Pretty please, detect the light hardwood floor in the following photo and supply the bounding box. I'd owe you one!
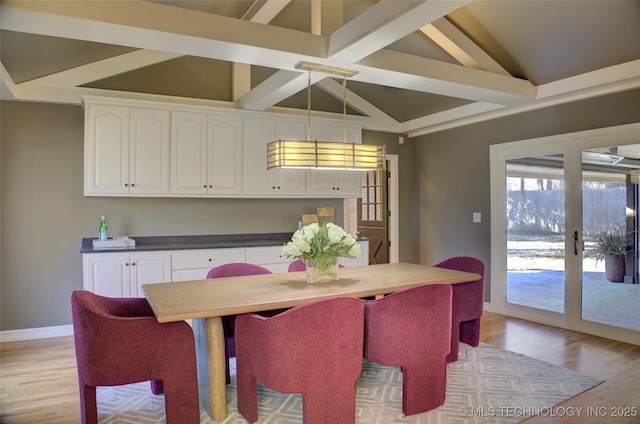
[1,312,639,424]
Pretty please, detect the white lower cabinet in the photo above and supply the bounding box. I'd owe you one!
[82,251,171,297]
[82,242,370,295]
[171,248,246,282]
[246,246,294,273]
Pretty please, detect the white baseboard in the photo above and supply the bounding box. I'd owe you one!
[0,324,74,342]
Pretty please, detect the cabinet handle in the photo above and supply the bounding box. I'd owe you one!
[208,258,212,262]
[125,262,129,266]
[336,187,340,190]
[131,262,136,266]
[209,185,213,188]
[124,183,129,187]
[203,185,207,188]
[131,183,135,187]
[277,186,281,189]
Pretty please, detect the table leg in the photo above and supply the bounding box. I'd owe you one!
[194,316,227,420]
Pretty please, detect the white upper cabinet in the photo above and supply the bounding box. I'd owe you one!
[85,104,170,196]
[208,114,243,195]
[244,117,306,196]
[171,111,243,196]
[85,104,130,195]
[130,108,171,194]
[171,111,208,195]
[83,96,363,198]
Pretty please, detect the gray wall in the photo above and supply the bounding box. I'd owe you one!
[3,89,639,331]
[412,88,640,301]
[0,100,414,331]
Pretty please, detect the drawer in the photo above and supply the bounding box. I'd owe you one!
[171,248,246,270]
[246,245,289,265]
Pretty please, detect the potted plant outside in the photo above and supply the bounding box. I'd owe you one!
[588,227,627,282]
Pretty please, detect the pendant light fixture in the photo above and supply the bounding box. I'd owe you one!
[267,61,385,171]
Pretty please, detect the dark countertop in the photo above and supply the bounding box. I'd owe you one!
[81,233,295,253]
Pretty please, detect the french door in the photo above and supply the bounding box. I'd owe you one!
[490,123,640,345]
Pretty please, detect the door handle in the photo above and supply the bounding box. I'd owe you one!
[573,230,579,255]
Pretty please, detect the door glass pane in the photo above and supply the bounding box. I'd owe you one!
[506,156,565,313]
[581,147,640,331]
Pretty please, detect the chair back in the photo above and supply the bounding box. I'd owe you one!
[287,259,306,272]
[364,283,452,364]
[433,256,485,320]
[236,296,364,423]
[206,262,271,279]
[363,283,452,415]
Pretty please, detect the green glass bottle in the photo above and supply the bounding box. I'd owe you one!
[99,216,108,241]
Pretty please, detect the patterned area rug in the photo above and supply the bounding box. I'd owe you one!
[96,343,603,423]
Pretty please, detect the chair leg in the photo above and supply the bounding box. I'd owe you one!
[150,380,164,395]
[79,383,98,424]
[236,370,259,423]
[401,363,447,416]
[460,318,481,347]
[163,377,201,424]
[301,382,357,424]
[447,320,462,362]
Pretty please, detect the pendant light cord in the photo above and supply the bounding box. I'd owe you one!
[307,71,311,142]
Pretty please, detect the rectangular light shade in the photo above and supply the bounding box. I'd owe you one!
[267,140,385,171]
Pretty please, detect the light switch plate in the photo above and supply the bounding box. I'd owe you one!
[473,212,481,223]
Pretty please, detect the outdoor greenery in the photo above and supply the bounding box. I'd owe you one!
[587,226,627,262]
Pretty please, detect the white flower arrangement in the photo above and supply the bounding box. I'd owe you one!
[282,222,361,261]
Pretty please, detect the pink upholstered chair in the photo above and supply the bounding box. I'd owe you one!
[235,297,365,424]
[434,256,485,362]
[363,283,452,416]
[206,262,273,383]
[71,290,199,424]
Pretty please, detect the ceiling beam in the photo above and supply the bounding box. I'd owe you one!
[357,49,536,104]
[420,18,511,75]
[316,78,401,132]
[18,50,181,88]
[328,0,470,64]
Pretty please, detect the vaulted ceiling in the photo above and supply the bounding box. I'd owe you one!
[2,0,639,137]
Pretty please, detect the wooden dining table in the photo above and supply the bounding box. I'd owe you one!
[142,262,481,420]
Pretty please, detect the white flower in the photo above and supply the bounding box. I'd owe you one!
[281,222,360,260]
[326,223,346,244]
[347,241,361,257]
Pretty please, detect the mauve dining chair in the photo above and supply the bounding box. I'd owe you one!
[363,283,453,416]
[433,256,485,362]
[235,297,365,424]
[206,262,273,383]
[71,290,200,424]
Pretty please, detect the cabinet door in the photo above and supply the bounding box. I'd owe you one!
[130,252,171,297]
[130,108,171,195]
[83,253,131,297]
[208,114,243,194]
[85,105,130,195]
[243,117,276,195]
[273,120,307,195]
[171,111,208,194]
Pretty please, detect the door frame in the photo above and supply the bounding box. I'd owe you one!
[489,123,640,345]
[343,154,398,263]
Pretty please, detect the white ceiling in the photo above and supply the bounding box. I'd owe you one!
[1,0,639,137]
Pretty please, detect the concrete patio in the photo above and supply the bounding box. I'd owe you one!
[507,269,640,331]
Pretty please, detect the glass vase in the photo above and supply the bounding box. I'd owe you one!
[305,256,339,284]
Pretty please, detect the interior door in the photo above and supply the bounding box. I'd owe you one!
[357,163,389,264]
